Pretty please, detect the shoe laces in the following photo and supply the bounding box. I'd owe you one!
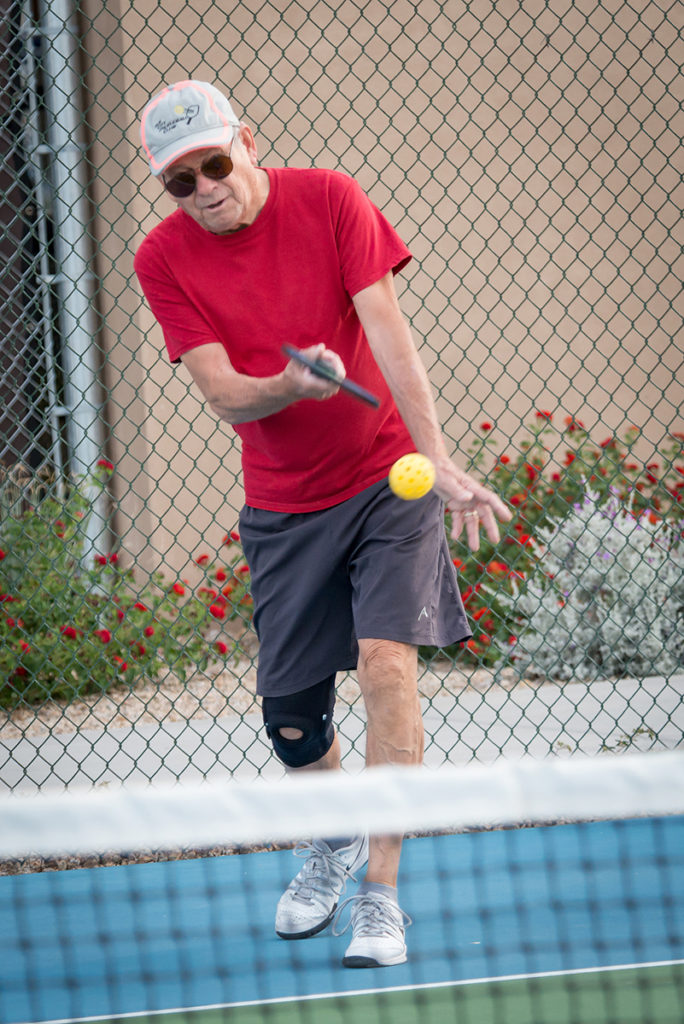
[332,891,412,939]
[288,840,360,905]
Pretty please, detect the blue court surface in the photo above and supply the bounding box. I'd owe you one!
[2,816,683,1024]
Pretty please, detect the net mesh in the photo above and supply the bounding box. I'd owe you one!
[2,751,683,1024]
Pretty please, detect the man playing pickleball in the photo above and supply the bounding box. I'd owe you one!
[135,80,510,968]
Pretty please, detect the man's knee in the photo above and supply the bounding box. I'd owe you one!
[262,676,336,768]
[358,639,417,692]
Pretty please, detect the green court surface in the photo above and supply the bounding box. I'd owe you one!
[91,963,684,1024]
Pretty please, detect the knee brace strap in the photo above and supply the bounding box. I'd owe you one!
[263,676,336,768]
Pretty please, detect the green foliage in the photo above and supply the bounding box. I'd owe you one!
[0,468,251,710]
[3,415,682,706]
[435,414,684,667]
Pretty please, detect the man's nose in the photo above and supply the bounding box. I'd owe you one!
[194,172,220,195]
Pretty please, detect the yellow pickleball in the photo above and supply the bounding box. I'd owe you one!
[388,453,435,500]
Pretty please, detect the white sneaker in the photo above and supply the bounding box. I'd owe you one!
[275,835,369,940]
[335,890,411,967]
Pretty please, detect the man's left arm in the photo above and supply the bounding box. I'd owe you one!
[352,272,511,550]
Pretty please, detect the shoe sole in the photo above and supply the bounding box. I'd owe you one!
[276,906,337,940]
[342,951,407,968]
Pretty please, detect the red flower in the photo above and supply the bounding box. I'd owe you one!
[172,582,185,596]
[499,454,510,464]
[510,493,526,506]
[564,416,584,433]
[552,472,561,482]
[209,603,226,619]
[487,560,507,575]
[116,608,125,621]
[215,569,228,582]
[564,452,576,465]
[94,629,111,644]
[224,530,240,545]
[480,421,493,431]
[195,553,210,565]
[95,553,118,566]
[60,626,80,640]
[97,459,114,471]
[133,602,147,612]
[113,655,128,671]
[144,625,155,637]
[20,640,30,652]
[237,565,250,575]
[215,640,229,655]
[0,550,6,561]
[535,410,553,420]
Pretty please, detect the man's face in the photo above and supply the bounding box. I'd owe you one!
[162,126,267,234]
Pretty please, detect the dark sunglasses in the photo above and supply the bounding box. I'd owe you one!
[163,151,235,199]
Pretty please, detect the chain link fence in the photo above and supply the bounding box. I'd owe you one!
[1,0,682,792]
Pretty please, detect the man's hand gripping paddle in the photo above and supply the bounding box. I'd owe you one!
[282,345,380,408]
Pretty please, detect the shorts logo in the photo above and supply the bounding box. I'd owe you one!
[418,606,429,621]
[154,104,200,135]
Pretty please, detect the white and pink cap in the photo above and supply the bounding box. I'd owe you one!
[140,80,240,176]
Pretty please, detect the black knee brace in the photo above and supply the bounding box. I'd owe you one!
[263,676,336,768]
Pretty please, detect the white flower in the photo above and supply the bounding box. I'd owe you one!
[499,488,684,680]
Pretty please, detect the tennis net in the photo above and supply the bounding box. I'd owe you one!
[1,750,683,1024]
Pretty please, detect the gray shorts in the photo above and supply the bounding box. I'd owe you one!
[238,478,470,697]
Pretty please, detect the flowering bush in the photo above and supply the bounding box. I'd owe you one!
[497,488,684,680]
[0,468,251,710]
[441,414,683,666]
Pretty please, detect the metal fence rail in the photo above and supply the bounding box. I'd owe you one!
[1,0,682,792]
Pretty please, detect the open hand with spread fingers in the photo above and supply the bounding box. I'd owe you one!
[433,460,512,551]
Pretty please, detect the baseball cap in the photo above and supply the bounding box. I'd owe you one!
[140,80,240,176]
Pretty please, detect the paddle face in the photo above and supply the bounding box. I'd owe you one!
[282,345,381,408]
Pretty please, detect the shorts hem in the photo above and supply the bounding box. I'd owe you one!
[355,629,473,648]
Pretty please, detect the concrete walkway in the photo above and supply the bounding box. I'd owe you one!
[2,674,682,793]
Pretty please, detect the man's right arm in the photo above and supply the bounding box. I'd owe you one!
[180,342,345,424]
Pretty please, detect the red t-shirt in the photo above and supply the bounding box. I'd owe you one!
[134,167,415,512]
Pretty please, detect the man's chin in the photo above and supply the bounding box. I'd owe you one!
[200,204,244,235]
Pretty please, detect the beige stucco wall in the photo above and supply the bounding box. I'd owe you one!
[81,0,683,575]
